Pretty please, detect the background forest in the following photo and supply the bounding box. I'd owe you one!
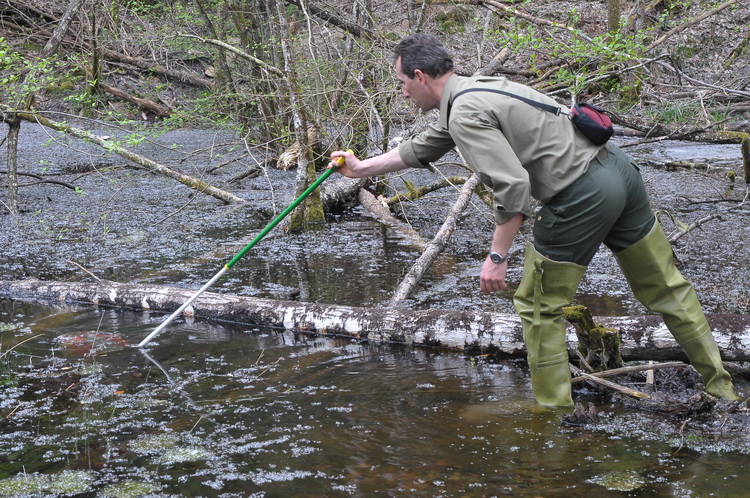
[0,0,749,294]
[2,1,749,210]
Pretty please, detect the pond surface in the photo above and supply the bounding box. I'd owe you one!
[1,124,749,495]
[1,305,749,497]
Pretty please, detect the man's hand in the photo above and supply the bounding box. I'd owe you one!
[329,149,359,178]
[329,147,408,179]
[480,257,508,294]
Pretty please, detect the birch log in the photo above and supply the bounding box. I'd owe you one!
[2,278,750,361]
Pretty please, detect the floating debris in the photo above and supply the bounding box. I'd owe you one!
[129,432,213,465]
[0,470,95,496]
[55,331,130,355]
[587,470,646,492]
[98,480,162,498]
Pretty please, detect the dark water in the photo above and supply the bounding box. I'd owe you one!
[1,304,749,496]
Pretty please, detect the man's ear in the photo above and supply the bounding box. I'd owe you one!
[413,69,426,85]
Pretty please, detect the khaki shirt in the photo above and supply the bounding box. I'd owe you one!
[398,74,602,224]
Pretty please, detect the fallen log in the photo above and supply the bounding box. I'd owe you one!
[99,82,172,119]
[388,174,481,306]
[97,47,213,90]
[0,278,524,355]
[2,278,750,361]
[13,111,244,204]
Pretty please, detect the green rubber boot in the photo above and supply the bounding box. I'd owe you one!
[614,221,739,400]
[513,242,587,407]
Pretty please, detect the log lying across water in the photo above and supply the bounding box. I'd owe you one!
[2,278,750,362]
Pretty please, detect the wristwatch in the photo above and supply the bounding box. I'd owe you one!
[489,251,508,264]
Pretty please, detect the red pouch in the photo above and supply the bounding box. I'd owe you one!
[570,103,614,145]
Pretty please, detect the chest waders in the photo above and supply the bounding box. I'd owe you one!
[513,242,587,407]
[614,221,739,400]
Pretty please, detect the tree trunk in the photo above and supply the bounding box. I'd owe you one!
[40,0,86,58]
[97,47,212,89]
[3,117,21,215]
[3,0,85,213]
[3,278,750,362]
[607,0,620,34]
[742,134,750,183]
[320,176,371,209]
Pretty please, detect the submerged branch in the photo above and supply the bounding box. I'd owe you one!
[0,170,78,190]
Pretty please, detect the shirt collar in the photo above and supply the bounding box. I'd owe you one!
[438,73,460,130]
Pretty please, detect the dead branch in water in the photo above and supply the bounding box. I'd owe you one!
[11,110,244,204]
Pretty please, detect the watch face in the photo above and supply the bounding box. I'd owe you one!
[490,252,504,263]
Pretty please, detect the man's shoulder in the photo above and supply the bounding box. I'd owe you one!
[452,75,509,91]
[451,75,557,108]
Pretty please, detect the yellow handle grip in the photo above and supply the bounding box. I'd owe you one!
[335,149,354,166]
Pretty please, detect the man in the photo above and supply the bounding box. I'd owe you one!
[329,33,738,407]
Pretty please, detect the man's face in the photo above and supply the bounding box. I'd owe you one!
[395,57,436,112]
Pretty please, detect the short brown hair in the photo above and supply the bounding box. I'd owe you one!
[393,33,454,79]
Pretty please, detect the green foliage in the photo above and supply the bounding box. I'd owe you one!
[0,38,22,84]
[0,38,91,111]
[643,100,718,125]
[476,7,685,103]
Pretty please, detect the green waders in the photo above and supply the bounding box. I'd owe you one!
[513,242,587,407]
[614,222,739,400]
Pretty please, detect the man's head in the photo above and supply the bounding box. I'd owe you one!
[393,33,454,79]
[393,34,454,112]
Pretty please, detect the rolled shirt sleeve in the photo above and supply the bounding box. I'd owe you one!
[449,113,533,224]
[398,121,455,170]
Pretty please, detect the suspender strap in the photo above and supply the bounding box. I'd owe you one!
[452,88,565,116]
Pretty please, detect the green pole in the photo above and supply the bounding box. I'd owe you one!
[137,163,341,347]
[225,166,336,269]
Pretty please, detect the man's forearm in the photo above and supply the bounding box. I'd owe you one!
[333,147,408,179]
[491,213,524,256]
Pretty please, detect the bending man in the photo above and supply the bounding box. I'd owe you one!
[330,33,738,407]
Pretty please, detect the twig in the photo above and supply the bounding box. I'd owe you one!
[667,213,723,244]
[652,58,750,99]
[0,334,44,361]
[180,34,284,77]
[571,361,687,385]
[672,417,692,456]
[571,365,651,399]
[574,348,595,373]
[66,260,101,282]
[0,198,15,216]
[479,0,593,42]
[647,361,655,386]
[647,0,739,52]
[0,170,78,190]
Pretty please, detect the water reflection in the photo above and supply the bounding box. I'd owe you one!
[1,306,748,496]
